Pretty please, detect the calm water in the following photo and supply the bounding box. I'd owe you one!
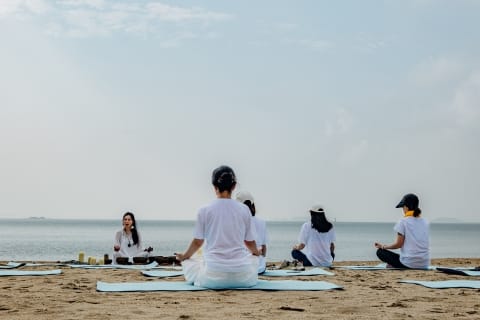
[0,219,479,262]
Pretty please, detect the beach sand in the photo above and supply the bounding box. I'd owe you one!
[1,258,479,320]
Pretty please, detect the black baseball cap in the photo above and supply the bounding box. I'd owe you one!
[395,193,419,209]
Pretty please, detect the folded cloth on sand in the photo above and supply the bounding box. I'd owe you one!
[261,268,334,276]
[96,279,343,292]
[436,267,480,276]
[0,262,26,269]
[0,269,62,276]
[400,279,480,289]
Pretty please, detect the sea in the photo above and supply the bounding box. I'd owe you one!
[0,219,479,262]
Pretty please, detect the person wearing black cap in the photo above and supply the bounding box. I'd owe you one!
[291,205,336,267]
[374,193,430,269]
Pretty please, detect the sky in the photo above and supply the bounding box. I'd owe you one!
[0,0,479,222]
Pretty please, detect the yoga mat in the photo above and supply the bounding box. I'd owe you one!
[69,261,158,270]
[337,263,436,270]
[262,268,334,276]
[142,270,185,278]
[152,265,183,271]
[400,279,480,289]
[436,267,480,276]
[0,262,26,269]
[0,269,62,276]
[97,279,342,292]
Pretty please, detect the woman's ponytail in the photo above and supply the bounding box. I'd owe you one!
[413,208,422,217]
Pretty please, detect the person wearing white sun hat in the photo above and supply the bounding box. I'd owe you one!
[291,205,336,267]
[236,191,268,274]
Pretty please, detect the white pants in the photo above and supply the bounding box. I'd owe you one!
[182,255,258,289]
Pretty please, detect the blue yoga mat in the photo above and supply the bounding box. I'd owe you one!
[142,270,185,278]
[97,279,343,292]
[436,267,480,276]
[262,268,334,277]
[338,263,436,270]
[69,261,158,270]
[142,268,334,278]
[400,279,480,289]
[0,262,26,269]
[0,269,62,276]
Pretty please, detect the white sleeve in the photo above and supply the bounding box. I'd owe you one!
[394,220,405,236]
[298,223,309,245]
[114,231,122,247]
[193,209,205,240]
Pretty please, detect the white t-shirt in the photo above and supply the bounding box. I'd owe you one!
[394,217,430,269]
[113,229,145,260]
[193,198,257,272]
[298,222,336,267]
[252,216,268,273]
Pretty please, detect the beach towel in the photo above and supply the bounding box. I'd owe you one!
[96,279,342,292]
[400,279,480,289]
[337,263,436,270]
[0,262,26,269]
[0,269,62,276]
[142,270,185,278]
[69,261,158,270]
[261,268,334,277]
[436,267,480,276]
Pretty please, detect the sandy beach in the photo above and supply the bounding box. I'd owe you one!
[1,258,479,320]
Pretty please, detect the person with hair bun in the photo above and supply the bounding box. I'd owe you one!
[374,193,430,269]
[176,166,260,289]
[291,205,336,267]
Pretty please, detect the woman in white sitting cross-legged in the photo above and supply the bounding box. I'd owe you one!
[175,165,260,289]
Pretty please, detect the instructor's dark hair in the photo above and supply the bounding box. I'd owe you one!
[211,165,237,193]
[311,211,333,233]
[123,212,139,246]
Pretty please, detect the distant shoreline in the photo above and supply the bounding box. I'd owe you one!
[0,217,479,224]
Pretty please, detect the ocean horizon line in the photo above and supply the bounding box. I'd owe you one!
[1,217,479,224]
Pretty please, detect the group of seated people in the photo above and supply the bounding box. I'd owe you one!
[114,165,430,288]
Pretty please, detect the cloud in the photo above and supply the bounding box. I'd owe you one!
[0,0,49,17]
[325,108,353,137]
[411,56,465,87]
[0,0,232,39]
[452,71,480,127]
[146,3,231,23]
[354,32,388,53]
[284,38,333,52]
[340,139,369,167]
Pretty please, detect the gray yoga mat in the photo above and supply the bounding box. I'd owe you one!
[142,270,185,278]
[261,268,334,276]
[69,261,158,270]
[97,279,343,292]
[337,263,436,270]
[0,262,26,269]
[436,267,480,276]
[142,267,334,278]
[0,269,62,276]
[400,279,480,289]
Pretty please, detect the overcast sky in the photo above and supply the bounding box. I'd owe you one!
[1,0,479,222]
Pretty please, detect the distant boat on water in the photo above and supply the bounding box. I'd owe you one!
[27,216,46,220]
